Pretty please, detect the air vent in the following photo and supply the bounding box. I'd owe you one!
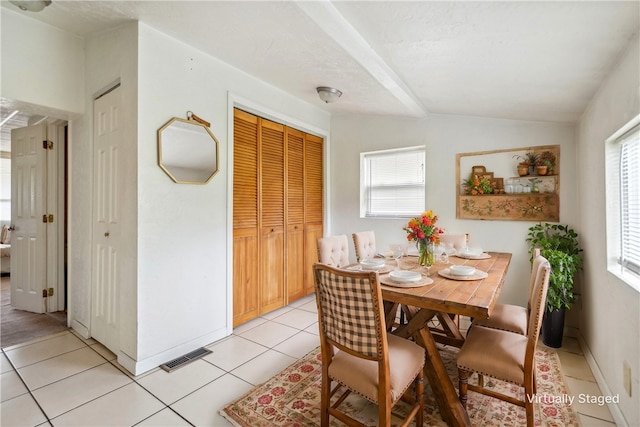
[159,347,212,372]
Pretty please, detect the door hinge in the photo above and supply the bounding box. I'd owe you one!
[48,288,54,297]
[42,140,53,150]
[42,288,54,297]
[42,289,47,298]
[42,214,54,223]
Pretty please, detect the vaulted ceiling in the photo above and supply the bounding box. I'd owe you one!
[1,0,639,151]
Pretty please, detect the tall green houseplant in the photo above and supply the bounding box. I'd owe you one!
[526,223,582,347]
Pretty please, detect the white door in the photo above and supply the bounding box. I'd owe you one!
[10,123,48,313]
[91,86,122,353]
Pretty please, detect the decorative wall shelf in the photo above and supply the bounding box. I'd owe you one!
[456,145,560,221]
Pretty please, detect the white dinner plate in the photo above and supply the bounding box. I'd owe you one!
[454,252,491,260]
[438,268,489,281]
[389,270,421,283]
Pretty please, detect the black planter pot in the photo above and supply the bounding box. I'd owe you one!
[542,308,566,348]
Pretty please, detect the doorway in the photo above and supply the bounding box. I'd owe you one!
[0,111,68,348]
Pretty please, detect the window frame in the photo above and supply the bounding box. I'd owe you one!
[359,145,426,219]
[605,115,640,291]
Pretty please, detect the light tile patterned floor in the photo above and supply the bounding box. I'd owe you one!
[1,295,615,426]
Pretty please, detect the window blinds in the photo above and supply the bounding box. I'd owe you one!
[362,147,425,217]
[619,125,640,274]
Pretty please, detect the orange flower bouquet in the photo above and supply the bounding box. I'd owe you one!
[403,210,444,266]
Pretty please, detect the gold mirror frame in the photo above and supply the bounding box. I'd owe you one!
[157,117,220,184]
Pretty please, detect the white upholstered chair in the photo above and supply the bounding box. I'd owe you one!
[472,248,542,335]
[439,233,468,252]
[313,263,425,427]
[316,235,350,268]
[457,254,551,427]
[352,230,377,262]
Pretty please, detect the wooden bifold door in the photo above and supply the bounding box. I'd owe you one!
[232,109,323,327]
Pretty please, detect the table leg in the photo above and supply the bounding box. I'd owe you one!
[415,318,471,427]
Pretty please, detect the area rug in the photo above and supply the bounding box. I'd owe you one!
[221,345,580,426]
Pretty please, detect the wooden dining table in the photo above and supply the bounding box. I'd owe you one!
[377,251,512,427]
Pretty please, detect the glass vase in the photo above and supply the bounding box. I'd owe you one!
[417,240,435,267]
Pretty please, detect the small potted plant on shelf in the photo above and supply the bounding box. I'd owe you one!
[513,154,530,176]
[538,151,556,175]
[525,151,540,174]
[535,158,550,176]
[526,223,582,348]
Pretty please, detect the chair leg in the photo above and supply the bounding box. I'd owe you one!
[416,370,424,427]
[524,375,536,427]
[321,374,331,426]
[458,368,470,408]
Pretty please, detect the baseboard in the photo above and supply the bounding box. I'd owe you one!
[576,329,628,426]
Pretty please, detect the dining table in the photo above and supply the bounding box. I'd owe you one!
[362,251,512,427]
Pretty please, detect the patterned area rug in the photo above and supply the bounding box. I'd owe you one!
[221,345,580,426]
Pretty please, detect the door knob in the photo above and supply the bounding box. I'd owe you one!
[8,224,15,231]
[104,231,110,237]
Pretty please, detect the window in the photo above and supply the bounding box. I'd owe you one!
[360,146,425,218]
[606,117,640,290]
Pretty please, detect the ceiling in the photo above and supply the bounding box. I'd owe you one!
[1,0,639,152]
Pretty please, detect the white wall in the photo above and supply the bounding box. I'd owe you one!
[134,24,329,372]
[0,9,84,115]
[330,114,577,310]
[2,11,330,374]
[577,33,639,426]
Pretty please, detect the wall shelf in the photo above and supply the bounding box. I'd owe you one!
[456,145,560,221]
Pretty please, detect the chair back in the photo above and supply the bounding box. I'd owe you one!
[317,235,350,268]
[525,249,545,328]
[439,233,468,251]
[352,230,377,261]
[313,263,385,359]
[526,255,551,354]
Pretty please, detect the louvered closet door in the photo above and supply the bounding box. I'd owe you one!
[259,119,286,313]
[233,110,259,326]
[286,128,305,301]
[304,134,324,295]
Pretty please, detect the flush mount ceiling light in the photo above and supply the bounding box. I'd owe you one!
[316,87,342,103]
[10,0,51,12]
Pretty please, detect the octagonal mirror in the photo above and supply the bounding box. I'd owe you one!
[158,117,219,184]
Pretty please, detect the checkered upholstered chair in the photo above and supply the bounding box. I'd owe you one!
[313,263,425,427]
[317,235,350,268]
[472,249,542,335]
[457,254,551,427]
[352,230,377,262]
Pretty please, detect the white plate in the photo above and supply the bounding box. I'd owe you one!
[455,252,491,260]
[449,265,476,276]
[438,268,489,281]
[360,258,385,270]
[389,270,421,283]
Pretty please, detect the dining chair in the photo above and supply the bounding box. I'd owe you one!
[456,254,551,427]
[312,263,425,427]
[472,248,542,335]
[352,230,377,262]
[438,233,468,252]
[316,235,351,268]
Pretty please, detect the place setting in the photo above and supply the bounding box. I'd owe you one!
[438,264,489,281]
[453,246,492,260]
[346,257,393,274]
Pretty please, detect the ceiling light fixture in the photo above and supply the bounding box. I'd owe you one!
[316,87,342,103]
[9,0,51,12]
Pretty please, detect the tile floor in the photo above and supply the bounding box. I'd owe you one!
[1,295,615,426]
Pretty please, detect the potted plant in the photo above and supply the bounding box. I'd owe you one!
[526,223,582,347]
[525,151,540,174]
[538,151,556,175]
[535,158,551,176]
[512,154,530,176]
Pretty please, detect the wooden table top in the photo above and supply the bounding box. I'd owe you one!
[380,252,512,319]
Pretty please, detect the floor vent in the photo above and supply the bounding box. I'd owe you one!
[159,347,212,372]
